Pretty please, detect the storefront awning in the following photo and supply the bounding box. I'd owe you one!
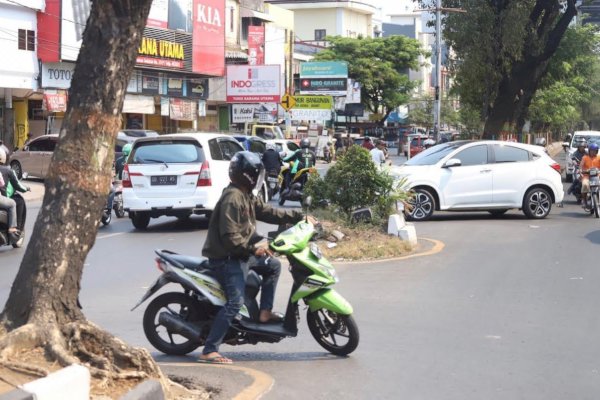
[240,8,276,22]
[226,49,249,60]
[122,94,155,114]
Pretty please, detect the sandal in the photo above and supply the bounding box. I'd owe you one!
[197,354,233,365]
[259,311,284,323]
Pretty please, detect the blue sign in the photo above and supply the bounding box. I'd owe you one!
[300,62,348,78]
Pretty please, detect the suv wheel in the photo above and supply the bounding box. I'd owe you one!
[522,188,551,219]
[131,212,151,230]
[406,188,435,221]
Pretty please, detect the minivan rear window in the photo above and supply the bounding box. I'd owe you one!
[130,140,204,164]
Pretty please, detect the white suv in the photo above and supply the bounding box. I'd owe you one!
[123,133,254,230]
[564,130,600,182]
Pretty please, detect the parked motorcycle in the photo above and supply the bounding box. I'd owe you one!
[585,167,600,218]
[112,180,125,218]
[278,165,316,206]
[101,184,115,226]
[132,199,359,357]
[266,170,280,200]
[0,193,26,248]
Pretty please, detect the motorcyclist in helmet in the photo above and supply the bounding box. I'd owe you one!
[115,143,132,180]
[261,142,283,176]
[0,148,30,243]
[200,151,307,364]
[580,142,600,210]
[281,138,316,191]
[572,138,587,164]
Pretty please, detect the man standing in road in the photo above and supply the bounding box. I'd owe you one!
[200,151,305,365]
[370,140,386,169]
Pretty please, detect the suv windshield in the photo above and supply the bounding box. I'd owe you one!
[130,140,204,164]
[405,141,470,166]
[572,134,600,148]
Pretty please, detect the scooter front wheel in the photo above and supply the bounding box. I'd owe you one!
[307,309,359,356]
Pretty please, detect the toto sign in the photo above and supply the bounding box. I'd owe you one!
[226,65,281,103]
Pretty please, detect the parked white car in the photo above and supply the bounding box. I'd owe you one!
[122,133,266,230]
[392,140,564,220]
[564,130,600,182]
[267,139,300,159]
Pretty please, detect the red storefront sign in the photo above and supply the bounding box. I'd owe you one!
[248,26,265,66]
[43,92,68,112]
[192,0,225,76]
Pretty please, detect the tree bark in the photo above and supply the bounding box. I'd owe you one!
[483,0,577,139]
[1,0,151,332]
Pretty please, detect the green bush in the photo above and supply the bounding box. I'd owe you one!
[304,145,411,224]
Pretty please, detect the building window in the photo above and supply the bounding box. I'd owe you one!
[230,7,234,32]
[315,29,326,41]
[18,29,35,51]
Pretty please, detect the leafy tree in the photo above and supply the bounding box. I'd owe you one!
[407,95,434,129]
[417,0,578,138]
[313,35,427,125]
[0,0,166,390]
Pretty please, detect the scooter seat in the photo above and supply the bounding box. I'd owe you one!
[155,250,209,271]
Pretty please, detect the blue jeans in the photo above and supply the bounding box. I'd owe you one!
[248,255,281,311]
[203,258,247,355]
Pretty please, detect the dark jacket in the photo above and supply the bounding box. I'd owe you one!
[202,184,303,260]
[0,166,27,197]
[284,149,316,170]
[115,155,127,180]
[262,149,282,173]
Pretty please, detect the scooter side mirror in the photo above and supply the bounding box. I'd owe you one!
[303,196,313,208]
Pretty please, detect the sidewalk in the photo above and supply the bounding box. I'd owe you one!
[21,180,45,202]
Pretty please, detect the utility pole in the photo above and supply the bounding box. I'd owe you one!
[434,0,442,143]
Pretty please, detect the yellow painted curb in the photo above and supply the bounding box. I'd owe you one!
[159,362,274,400]
[335,237,445,266]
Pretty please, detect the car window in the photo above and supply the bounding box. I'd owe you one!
[248,140,266,154]
[28,138,53,152]
[454,145,488,166]
[208,139,223,160]
[219,139,243,161]
[405,141,467,166]
[287,142,299,151]
[493,144,530,163]
[275,143,284,153]
[130,140,204,164]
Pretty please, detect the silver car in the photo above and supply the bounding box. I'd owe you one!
[10,134,59,179]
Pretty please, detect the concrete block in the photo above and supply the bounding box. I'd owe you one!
[119,380,164,400]
[387,214,406,234]
[0,389,34,400]
[20,364,89,400]
[398,223,418,247]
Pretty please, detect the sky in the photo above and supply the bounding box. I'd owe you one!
[377,0,435,30]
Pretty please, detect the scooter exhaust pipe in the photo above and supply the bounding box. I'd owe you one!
[158,312,201,341]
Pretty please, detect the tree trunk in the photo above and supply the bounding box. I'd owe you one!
[482,0,577,139]
[0,0,161,384]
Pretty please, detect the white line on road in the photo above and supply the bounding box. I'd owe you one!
[97,232,127,240]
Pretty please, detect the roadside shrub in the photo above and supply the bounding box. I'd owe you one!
[304,145,411,224]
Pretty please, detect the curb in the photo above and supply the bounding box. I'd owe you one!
[119,380,164,400]
[335,237,445,266]
[0,365,91,400]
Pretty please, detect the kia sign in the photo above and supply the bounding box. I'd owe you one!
[226,65,281,103]
[193,0,225,76]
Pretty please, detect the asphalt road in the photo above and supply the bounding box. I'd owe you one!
[2,148,600,399]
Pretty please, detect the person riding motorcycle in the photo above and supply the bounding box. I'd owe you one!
[200,151,307,364]
[572,138,587,165]
[580,142,600,210]
[0,148,29,243]
[281,138,316,191]
[115,143,132,180]
[261,143,283,176]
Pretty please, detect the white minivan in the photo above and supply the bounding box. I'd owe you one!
[122,133,266,230]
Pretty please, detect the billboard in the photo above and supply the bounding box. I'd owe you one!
[226,65,281,103]
[192,0,225,76]
[299,78,347,96]
[300,62,348,78]
[248,26,265,65]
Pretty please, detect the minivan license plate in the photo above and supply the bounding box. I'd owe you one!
[151,175,177,185]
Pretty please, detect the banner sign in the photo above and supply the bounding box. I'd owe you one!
[294,95,333,110]
[170,98,195,121]
[186,78,209,99]
[299,78,347,96]
[289,108,332,121]
[41,62,75,89]
[142,73,160,95]
[300,61,348,78]
[248,25,265,65]
[231,103,277,123]
[167,78,184,96]
[193,0,225,76]
[137,36,185,69]
[42,92,68,112]
[226,65,281,103]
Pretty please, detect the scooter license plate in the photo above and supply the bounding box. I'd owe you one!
[151,175,177,185]
[267,177,278,183]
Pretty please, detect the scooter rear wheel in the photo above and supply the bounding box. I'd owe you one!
[143,292,204,355]
[593,192,600,218]
[307,309,359,356]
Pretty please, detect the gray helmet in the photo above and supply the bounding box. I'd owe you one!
[576,138,587,148]
[300,138,310,149]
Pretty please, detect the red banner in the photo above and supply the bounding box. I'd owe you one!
[248,26,265,65]
[192,0,225,76]
[43,92,68,112]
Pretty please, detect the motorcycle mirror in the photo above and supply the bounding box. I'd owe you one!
[303,196,313,209]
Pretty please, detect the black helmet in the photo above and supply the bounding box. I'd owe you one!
[300,138,310,149]
[229,151,265,194]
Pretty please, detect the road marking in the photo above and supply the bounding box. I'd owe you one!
[97,232,126,240]
[159,362,274,400]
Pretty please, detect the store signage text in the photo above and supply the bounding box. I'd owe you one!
[196,4,222,26]
[138,37,184,60]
